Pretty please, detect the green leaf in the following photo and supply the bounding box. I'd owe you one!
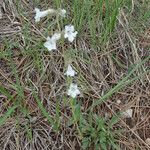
[33,93,54,127]
[82,137,89,149]
[0,86,13,100]
[109,114,120,127]
[0,105,17,126]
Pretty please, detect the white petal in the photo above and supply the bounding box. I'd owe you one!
[64,25,77,42]
[67,83,80,98]
[44,37,57,51]
[75,88,80,95]
[44,33,61,51]
[68,32,77,42]
[68,35,75,42]
[73,31,78,37]
[69,25,75,32]
[65,64,77,77]
[58,9,66,17]
[35,8,40,13]
[65,25,74,32]
[34,8,41,22]
[64,33,68,39]
[46,36,51,41]
[34,8,55,22]
[65,25,70,31]
[35,17,40,22]
[47,8,55,14]
[44,41,56,51]
[51,33,61,41]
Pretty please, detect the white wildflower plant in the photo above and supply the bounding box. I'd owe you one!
[34,7,81,97]
[44,33,61,51]
[64,64,77,77]
[34,8,55,22]
[64,25,78,42]
[67,83,80,98]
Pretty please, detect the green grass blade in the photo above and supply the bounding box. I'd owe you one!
[88,56,150,110]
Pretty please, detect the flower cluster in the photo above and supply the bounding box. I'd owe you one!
[64,65,80,98]
[34,8,78,52]
[34,7,80,98]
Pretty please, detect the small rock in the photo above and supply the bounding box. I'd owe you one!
[145,138,150,145]
[122,109,133,118]
[30,117,37,123]
[105,112,109,119]
[116,100,121,104]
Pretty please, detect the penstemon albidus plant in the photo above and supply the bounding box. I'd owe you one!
[34,7,81,98]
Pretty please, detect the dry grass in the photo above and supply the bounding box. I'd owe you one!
[0,0,150,149]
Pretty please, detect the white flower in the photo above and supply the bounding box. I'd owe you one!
[122,109,133,118]
[34,8,55,22]
[64,64,77,77]
[44,37,57,51]
[64,25,78,42]
[58,9,66,17]
[44,33,61,51]
[67,83,80,98]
